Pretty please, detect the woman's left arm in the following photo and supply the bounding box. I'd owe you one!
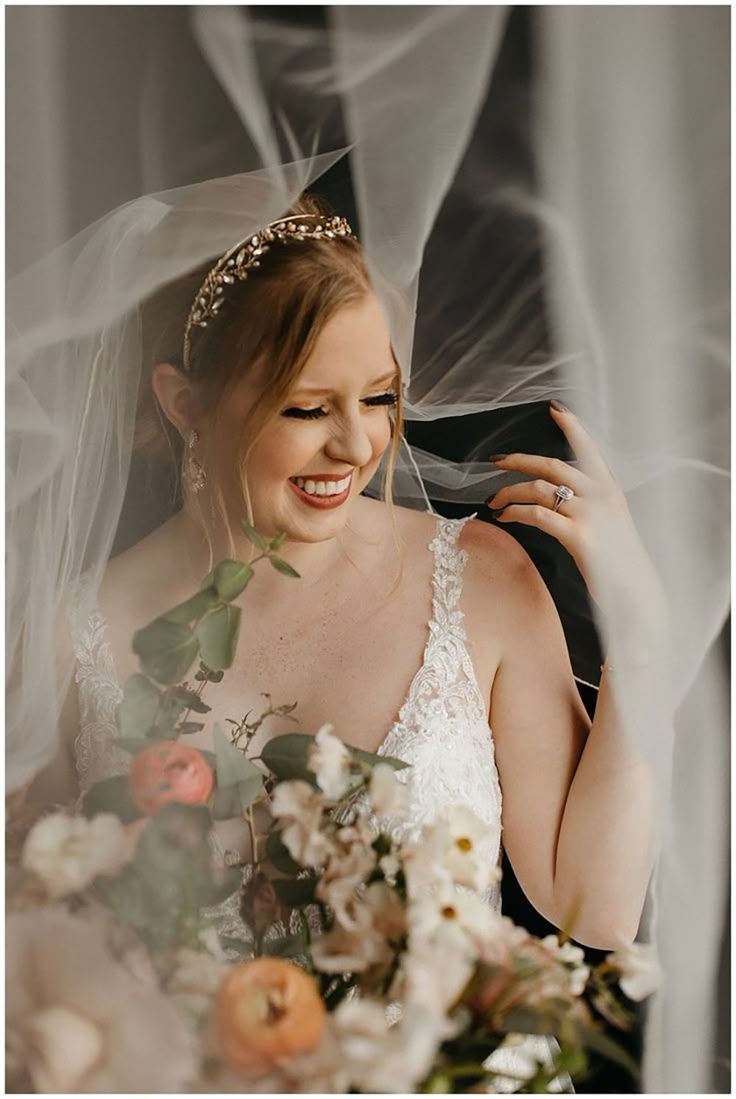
[482,403,672,950]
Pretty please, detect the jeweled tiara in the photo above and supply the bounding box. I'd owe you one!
[182,213,354,370]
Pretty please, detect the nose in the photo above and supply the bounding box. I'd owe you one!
[325,407,375,469]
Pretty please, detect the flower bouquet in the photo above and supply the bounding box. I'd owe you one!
[7,522,661,1093]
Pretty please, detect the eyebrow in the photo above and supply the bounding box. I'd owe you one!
[290,370,399,398]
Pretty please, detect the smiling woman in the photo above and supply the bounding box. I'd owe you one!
[136,194,406,574]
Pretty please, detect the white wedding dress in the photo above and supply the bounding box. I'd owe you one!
[67,513,571,1093]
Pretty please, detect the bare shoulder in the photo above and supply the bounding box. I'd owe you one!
[97,519,183,629]
[458,516,550,623]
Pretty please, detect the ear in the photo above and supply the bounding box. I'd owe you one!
[151,362,200,439]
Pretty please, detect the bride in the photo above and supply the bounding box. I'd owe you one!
[36,193,664,957]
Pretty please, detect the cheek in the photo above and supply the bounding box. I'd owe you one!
[372,416,393,456]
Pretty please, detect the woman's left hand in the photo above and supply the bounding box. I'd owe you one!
[486,402,668,630]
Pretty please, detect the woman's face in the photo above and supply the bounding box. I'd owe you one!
[218,292,399,542]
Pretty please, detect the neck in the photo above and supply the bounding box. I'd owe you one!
[170,505,359,605]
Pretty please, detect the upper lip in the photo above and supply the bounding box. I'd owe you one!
[290,472,353,482]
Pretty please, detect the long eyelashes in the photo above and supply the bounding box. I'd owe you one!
[282,391,398,421]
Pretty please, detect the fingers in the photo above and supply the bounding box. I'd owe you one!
[486,479,583,515]
[549,403,617,487]
[493,502,575,544]
[488,453,590,497]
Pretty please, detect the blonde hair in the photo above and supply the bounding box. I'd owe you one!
[136,193,406,582]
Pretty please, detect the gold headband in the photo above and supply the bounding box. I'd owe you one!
[182,213,354,370]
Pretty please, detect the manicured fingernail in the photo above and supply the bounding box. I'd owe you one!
[550,400,568,413]
[489,453,508,462]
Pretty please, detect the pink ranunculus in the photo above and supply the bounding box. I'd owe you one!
[129,741,214,815]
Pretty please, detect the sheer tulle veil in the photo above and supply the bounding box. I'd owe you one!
[6,8,728,1092]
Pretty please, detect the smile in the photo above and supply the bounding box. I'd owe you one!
[287,472,353,509]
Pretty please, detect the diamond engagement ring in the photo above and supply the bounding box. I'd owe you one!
[552,485,575,513]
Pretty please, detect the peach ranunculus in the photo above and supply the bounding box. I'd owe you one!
[215,957,326,1078]
[129,741,215,815]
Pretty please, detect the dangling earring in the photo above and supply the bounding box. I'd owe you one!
[185,429,207,492]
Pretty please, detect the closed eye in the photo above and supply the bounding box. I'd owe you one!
[281,391,398,420]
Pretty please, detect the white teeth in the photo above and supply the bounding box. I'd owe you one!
[291,474,351,497]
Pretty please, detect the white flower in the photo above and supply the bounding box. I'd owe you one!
[21,812,130,899]
[541,935,590,996]
[421,806,500,893]
[398,935,477,1014]
[270,779,333,867]
[312,881,405,975]
[316,843,377,929]
[369,763,410,820]
[308,724,352,801]
[6,909,196,1093]
[408,881,495,955]
[333,999,444,1093]
[167,947,228,1020]
[609,937,663,1001]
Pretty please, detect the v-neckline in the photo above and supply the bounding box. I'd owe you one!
[78,512,478,758]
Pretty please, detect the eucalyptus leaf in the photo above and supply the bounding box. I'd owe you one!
[240,520,268,552]
[168,686,211,714]
[272,874,318,907]
[132,617,199,685]
[238,774,265,813]
[211,560,254,601]
[213,724,265,789]
[178,721,205,735]
[347,743,410,773]
[194,665,224,683]
[211,784,243,820]
[269,531,287,551]
[196,604,241,671]
[117,673,161,739]
[269,555,301,579]
[259,733,319,784]
[162,588,218,625]
[81,775,141,823]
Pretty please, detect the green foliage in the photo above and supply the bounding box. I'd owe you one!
[168,686,211,714]
[178,721,206,735]
[210,725,264,819]
[81,775,141,823]
[269,555,301,579]
[265,828,303,876]
[132,617,199,685]
[162,588,219,625]
[96,804,240,953]
[209,560,255,601]
[196,604,242,671]
[272,873,318,907]
[259,733,320,784]
[240,519,268,553]
[117,673,162,740]
[260,731,410,785]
